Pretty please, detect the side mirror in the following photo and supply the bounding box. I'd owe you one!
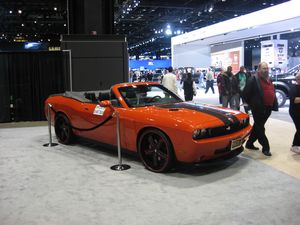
[99,100,112,107]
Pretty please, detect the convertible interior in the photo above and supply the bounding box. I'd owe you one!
[60,84,182,108]
[63,90,113,104]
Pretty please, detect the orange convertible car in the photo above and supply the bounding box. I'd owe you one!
[45,82,251,172]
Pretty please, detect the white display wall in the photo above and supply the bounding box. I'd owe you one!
[172,44,211,68]
[211,46,244,73]
[260,40,288,70]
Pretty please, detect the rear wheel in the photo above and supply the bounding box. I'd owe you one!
[275,89,286,108]
[138,129,174,173]
[54,113,74,144]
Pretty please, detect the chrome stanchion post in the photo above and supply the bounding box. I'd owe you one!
[116,111,122,165]
[111,110,130,171]
[43,103,58,147]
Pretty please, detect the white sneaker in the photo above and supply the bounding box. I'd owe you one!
[290,146,300,153]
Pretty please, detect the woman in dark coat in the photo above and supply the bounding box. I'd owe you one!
[183,73,196,101]
[289,72,300,153]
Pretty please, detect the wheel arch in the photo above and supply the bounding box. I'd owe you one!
[54,111,75,144]
[54,111,68,124]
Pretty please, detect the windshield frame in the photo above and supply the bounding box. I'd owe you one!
[118,84,183,108]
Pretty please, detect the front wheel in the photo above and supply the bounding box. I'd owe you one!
[138,129,174,173]
[275,89,286,108]
[54,113,74,144]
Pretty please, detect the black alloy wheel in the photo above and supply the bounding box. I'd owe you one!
[54,113,74,144]
[138,129,174,173]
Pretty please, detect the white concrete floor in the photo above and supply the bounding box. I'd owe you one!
[0,124,300,225]
[0,86,299,225]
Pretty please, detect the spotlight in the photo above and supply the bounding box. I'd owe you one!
[165,29,172,35]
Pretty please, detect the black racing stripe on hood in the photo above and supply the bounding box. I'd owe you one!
[157,102,239,126]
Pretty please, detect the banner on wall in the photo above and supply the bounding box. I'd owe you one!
[261,40,288,70]
[211,47,242,73]
[129,59,171,70]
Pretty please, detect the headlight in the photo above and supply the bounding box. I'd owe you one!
[193,128,211,140]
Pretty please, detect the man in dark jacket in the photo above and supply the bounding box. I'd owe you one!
[220,66,240,110]
[242,62,278,156]
[289,72,300,153]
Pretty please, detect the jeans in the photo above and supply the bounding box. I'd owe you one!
[221,94,239,110]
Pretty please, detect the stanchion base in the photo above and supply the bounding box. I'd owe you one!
[110,164,131,171]
[43,143,59,147]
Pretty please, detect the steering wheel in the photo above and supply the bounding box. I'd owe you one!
[147,95,162,103]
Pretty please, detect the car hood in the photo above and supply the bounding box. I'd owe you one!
[145,102,241,128]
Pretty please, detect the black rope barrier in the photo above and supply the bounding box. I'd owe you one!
[49,104,113,131]
[47,102,130,171]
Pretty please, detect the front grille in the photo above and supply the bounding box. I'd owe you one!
[199,118,249,139]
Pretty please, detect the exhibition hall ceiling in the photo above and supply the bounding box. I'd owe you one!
[0,0,291,56]
[114,0,289,56]
[0,0,67,45]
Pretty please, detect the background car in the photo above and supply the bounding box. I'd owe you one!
[45,82,251,173]
[178,67,201,84]
[152,68,163,82]
[271,64,299,107]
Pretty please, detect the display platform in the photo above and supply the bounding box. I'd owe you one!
[0,117,300,225]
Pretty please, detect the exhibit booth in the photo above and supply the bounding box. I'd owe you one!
[171,0,300,72]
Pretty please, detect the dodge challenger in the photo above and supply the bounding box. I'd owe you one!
[45,82,251,172]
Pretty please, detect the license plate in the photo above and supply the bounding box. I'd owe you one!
[230,138,243,150]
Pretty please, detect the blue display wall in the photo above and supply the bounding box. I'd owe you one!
[129,59,171,70]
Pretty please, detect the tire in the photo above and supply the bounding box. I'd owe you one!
[138,129,174,173]
[54,113,74,144]
[275,89,286,108]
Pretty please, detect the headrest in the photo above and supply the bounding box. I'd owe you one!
[98,90,110,101]
[84,92,96,101]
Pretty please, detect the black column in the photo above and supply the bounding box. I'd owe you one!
[68,0,113,35]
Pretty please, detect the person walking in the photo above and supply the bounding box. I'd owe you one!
[220,66,239,110]
[183,72,196,101]
[236,66,250,113]
[242,62,278,156]
[205,68,215,94]
[289,72,300,153]
[198,70,205,89]
[216,68,224,104]
[161,66,178,95]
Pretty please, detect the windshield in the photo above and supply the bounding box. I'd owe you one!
[118,84,183,107]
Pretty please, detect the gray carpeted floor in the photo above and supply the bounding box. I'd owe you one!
[1,126,300,225]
